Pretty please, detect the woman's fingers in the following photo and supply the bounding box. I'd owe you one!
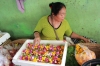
[33,38,40,44]
[87,39,91,43]
[85,39,90,43]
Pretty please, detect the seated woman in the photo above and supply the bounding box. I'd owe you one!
[33,2,90,44]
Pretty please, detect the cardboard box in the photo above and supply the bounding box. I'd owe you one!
[12,40,68,66]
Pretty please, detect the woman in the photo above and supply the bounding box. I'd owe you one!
[33,2,90,44]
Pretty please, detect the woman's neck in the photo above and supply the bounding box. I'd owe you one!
[49,15,61,28]
[50,15,60,23]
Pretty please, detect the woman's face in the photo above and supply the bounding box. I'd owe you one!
[53,7,66,22]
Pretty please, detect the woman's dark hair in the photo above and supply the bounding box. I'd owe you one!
[49,2,66,15]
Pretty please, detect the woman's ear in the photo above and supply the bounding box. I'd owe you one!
[51,13,54,16]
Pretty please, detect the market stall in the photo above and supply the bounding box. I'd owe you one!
[0,33,100,66]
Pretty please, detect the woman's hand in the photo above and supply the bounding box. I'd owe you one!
[33,32,41,44]
[82,37,90,43]
[33,36,40,44]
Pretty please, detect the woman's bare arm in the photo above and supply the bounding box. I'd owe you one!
[70,32,90,43]
[33,32,41,44]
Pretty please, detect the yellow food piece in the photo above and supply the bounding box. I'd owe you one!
[32,58,37,62]
[42,56,46,61]
[49,58,52,63]
[76,44,84,54]
[57,58,61,61]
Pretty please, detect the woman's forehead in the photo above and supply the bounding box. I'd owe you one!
[59,7,66,13]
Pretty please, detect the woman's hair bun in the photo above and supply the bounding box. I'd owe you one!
[49,2,54,9]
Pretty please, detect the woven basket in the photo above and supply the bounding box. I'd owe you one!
[80,43,100,59]
[1,39,27,46]
[9,40,100,59]
[1,39,12,46]
[2,39,100,59]
[9,39,27,44]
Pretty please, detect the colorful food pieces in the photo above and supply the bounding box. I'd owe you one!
[76,44,84,54]
[19,43,64,64]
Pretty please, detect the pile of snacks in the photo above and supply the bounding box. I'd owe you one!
[19,43,64,64]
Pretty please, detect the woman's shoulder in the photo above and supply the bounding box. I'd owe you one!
[40,15,48,20]
[38,15,48,24]
[62,19,69,24]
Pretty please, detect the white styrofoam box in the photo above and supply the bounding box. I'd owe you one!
[12,39,68,66]
[0,32,10,45]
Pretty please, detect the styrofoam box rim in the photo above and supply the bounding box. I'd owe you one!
[0,33,10,45]
[12,39,68,66]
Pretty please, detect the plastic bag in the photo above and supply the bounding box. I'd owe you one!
[0,46,12,66]
[0,46,12,60]
[64,36,74,46]
[0,54,4,66]
[4,44,20,57]
[0,53,10,66]
[75,44,96,66]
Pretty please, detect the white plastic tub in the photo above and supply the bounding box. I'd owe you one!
[0,32,10,45]
[12,40,68,66]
